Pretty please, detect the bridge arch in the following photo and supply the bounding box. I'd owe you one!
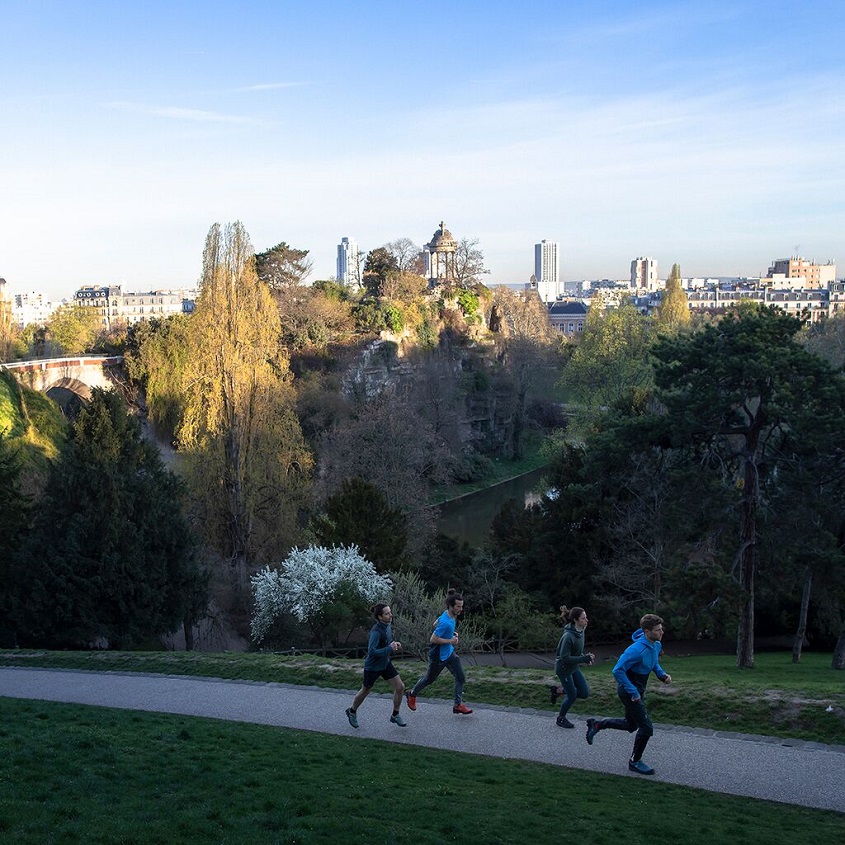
[3,356,123,398]
[44,377,93,402]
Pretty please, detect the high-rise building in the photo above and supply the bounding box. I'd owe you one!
[631,257,659,291]
[337,236,361,289]
[534,240,560,302]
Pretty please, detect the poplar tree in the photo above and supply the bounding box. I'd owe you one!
[657,263,691,332]
[179,222,312,594]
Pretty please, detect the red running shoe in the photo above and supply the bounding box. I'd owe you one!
[405,691,417,711]
[452,703,473,714]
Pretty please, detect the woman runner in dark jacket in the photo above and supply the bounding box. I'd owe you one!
[549,605,594,728]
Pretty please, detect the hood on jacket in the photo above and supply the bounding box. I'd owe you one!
[631,628,645,641]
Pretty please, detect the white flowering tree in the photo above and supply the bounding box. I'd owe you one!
[251,545,392,646]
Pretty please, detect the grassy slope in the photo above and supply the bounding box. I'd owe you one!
[1,697,843,845]
[2,649,842,745]
[0,369,67,468]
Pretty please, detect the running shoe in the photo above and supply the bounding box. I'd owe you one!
[405,691,417,711]
[390,713,407,727]
[556,716,574,728]
[585,718,598,745]
[549,685,560,705]
[452,703,473,714]
[345,707,359,729]
[628,759,655,775]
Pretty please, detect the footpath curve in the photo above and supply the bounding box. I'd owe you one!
[1,667,842,814]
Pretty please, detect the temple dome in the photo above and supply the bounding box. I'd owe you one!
[427,222,457,251]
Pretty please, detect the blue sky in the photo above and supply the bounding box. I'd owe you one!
[1,0,843,299]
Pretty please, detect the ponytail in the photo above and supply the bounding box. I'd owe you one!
[560,605,586,624]
[370,603,389,620]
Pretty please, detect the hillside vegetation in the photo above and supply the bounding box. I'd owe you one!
[0,368,67,472]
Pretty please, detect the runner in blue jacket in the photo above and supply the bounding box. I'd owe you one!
[585,614,672,775]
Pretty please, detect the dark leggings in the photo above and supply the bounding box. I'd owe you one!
[596,681,654,762]
[557,668,590,718]
[411,652,465,704]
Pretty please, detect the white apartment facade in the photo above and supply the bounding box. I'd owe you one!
[75,285,196,327]
[534,239,560,303]
[11,290,65,328]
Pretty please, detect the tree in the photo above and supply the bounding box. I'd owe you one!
[317,394,451,560]
[651,306,845,667]
[384,238,424,274]
[558,303,653,437]
[10,389,205,648]
[491,287,561,457]
[46,304,100,355]
[179,222,313,594]
[802,311,845,370]
[310,478,408,572]
[124,316,192,442]
[254,242,312,290]
[380,269,428,304]
[250,546,392,646]
[0,294,19,362]
[362,248,400,297]
[318,394,450,512]
[389,570,485,659]
[657,263,690,332]
[0,436,30,634]
[275,285,354,351]
[453,237,489,289]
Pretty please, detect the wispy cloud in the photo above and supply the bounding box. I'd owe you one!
[106,101,258,124]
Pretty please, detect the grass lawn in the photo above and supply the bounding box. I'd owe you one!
[1,649,843,745]
[1,697,843,845]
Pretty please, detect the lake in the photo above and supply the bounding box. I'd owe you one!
[436,466,551,546]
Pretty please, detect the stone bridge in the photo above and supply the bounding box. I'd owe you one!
[3,356,124,401]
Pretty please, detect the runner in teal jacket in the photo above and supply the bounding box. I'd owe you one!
[549,605,594,728]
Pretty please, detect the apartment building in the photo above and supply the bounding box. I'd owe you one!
[766,257,836,289]
[74,285,196,327]
[631,257,659,291]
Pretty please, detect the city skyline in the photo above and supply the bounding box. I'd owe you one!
[1,1,843,300]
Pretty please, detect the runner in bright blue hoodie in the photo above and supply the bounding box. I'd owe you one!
[584,614,672,775]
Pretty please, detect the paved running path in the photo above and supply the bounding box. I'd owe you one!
[1,667,842,813]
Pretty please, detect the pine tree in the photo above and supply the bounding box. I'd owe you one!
[311,478,408,572]
[12,390,205,648]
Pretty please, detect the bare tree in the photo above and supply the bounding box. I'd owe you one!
[453,237,490,289]
[490,287,557,457]
[317,394,451,559]
[384,238,424,275]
